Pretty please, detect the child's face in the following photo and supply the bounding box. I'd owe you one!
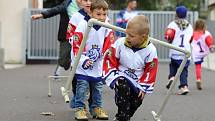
[125,25,146,48]
[91,8,107,22]
[80,0,92,13]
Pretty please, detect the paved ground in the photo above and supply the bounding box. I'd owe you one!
[0,63,215,121]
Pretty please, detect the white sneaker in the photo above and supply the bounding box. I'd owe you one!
[177,86,189,95]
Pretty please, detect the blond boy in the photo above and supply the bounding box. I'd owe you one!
[103,15,158,121]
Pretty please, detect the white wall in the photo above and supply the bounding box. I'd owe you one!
[208,0,215,20]
[0,0,29,64]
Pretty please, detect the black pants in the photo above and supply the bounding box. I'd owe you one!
[58,40,71,70]
[114,78,143,121]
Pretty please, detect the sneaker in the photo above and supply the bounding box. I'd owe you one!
[91,107,108,120]
[75,108,88,121]
[166,80,173,89]
[177,86,189,95]
[196,81,202,90]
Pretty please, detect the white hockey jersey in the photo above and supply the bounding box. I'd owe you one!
[167,20,193,60]
[103,37,158,94]
[191,30,213,62]
[66,9,87,40]
[71,15,114,82]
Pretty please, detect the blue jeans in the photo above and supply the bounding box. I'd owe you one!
[75,79,103,109]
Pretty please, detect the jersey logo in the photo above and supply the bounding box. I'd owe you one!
[73,35,79,42]
[124,68,138,80]
[87,45,100,62]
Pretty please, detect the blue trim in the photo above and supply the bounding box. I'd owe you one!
[78,9,87,17]
[109,76,139,93]
[76,74,103,82]
[195,58,204,64]
[84,15,101,31]
[67,0,72,7]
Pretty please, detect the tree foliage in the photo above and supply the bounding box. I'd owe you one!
[43,0,201,11]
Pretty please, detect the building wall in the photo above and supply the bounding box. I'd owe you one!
[0,0,29,64]
[208,0,215,20]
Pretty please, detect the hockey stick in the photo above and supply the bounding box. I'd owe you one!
[149,37,190,121]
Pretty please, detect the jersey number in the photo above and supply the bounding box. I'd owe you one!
[197,41,204,53]
[179,34,185,47]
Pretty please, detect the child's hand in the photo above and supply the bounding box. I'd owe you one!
[82,59,94,69]
[138,90,145,100]
[209,45,215,53]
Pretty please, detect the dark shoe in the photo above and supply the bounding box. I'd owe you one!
[166,80,173,89]
[196,81,202,90]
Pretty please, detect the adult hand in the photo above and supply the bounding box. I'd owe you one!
[31,14,43,20]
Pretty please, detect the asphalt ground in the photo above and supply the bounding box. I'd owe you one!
[0,63,215,121]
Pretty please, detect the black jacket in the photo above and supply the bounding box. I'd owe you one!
[41,0,72,41]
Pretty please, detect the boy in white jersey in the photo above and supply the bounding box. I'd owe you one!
[66,0,93,110]
[191,19,215,90]
[165,6,193,95]
[103,15,158,121]
[70,0,114,120]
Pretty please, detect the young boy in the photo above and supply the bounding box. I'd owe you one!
[66,0,92,109]
[70,0,114,120]
[191,19,215,90]
[164,6,193,95]
[103,15,158,121]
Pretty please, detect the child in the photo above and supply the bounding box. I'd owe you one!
[191,19,215,90]
[66,0,93,109]
[164,5,193,95]
[70,0,114,120]
[103,15,158,121]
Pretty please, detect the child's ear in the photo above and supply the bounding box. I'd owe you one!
[142,34,147,38]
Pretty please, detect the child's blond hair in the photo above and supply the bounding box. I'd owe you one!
[127,15,150,35]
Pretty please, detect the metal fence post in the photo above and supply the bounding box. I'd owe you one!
[0,22,5,69]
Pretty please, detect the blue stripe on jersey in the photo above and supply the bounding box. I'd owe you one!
[75,74,103,82]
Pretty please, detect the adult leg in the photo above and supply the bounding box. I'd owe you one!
[58,41,71,70]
